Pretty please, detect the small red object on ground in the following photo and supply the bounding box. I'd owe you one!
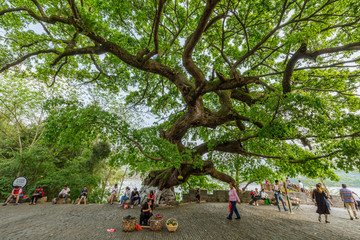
[107,229,116,232]
[135,224,142,231]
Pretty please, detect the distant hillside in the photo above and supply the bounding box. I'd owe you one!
[296,171,360,188]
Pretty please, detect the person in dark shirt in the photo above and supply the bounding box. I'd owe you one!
[130,188,140,208]
[312,183,334,223]
[195,188,201,203]
[30,186,44,205]
[77,186,88,205]
[140,198,153,226]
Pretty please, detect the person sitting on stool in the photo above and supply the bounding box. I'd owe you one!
[2,186,23,206]
[30,186,44,205]
[140,198,153,226]
[53,185,70,204]
[130,188,140,208]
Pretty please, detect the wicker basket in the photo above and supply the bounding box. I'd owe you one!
[122,218,137,232]
[149,218,163,231]
[166,218,178,232]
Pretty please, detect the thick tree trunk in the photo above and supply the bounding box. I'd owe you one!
[139,185,177,206]
[141,161,240,205]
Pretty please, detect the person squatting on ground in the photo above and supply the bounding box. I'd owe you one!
[53,185,70,204]
[30,186,44,205]
[109,184,118,205]
[227,183,241,220]
[339,184,359,220]
[78,186,88,205]
[130,188,140,208]
[120,187,131,207]
[312,183,334,223]
[274,180,288,212]
[2,186,23,206]
[140,198,153,226]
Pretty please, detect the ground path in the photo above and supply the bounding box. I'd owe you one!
[1,202,359,239]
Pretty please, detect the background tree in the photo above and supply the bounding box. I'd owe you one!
[0,73,113,201]
[1,0,360,199]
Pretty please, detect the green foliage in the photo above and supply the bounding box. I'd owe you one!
[0,0,360,191]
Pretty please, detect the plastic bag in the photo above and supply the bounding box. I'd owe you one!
[136,224,143,231]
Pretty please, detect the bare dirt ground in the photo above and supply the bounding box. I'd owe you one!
[0,202,359,240]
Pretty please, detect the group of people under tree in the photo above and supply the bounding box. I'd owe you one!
[3,178,360,226]
[239,178,360,224]
[311,183,360,223]
[2,186,46,206]
[250,188,270,206]
[53,185,89,205]
[109,184,153,209]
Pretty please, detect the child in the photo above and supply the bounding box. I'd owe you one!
[78,186,88,205]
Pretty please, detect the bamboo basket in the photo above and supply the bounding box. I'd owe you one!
[149,218,163,231]
[166,218,178,232]
[122,218,137,232]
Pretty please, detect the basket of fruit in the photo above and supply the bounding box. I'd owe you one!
[149,214,163,231]
[122,215,137,232]
[166,218,178,232]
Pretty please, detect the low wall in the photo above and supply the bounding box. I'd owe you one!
[183,189,343,207]
[183,190,252,203]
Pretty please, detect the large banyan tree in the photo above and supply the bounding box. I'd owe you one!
[1,0,360,198]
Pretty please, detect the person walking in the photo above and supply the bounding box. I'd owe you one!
[195,188,201,203]
[339,184,359,220]
[352,192,360,211]
[274,180,288,212]
[312,183,334,223]
[227,183,241,220]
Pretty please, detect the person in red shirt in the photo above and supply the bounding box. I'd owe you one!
[30,186,44,205]
[147,190,155,208]
[2,186,23,206]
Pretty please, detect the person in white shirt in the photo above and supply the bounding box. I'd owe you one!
[53,185,71,204]
[109,184,118,205]
[298,180,304,192]
[260,189,269,199]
